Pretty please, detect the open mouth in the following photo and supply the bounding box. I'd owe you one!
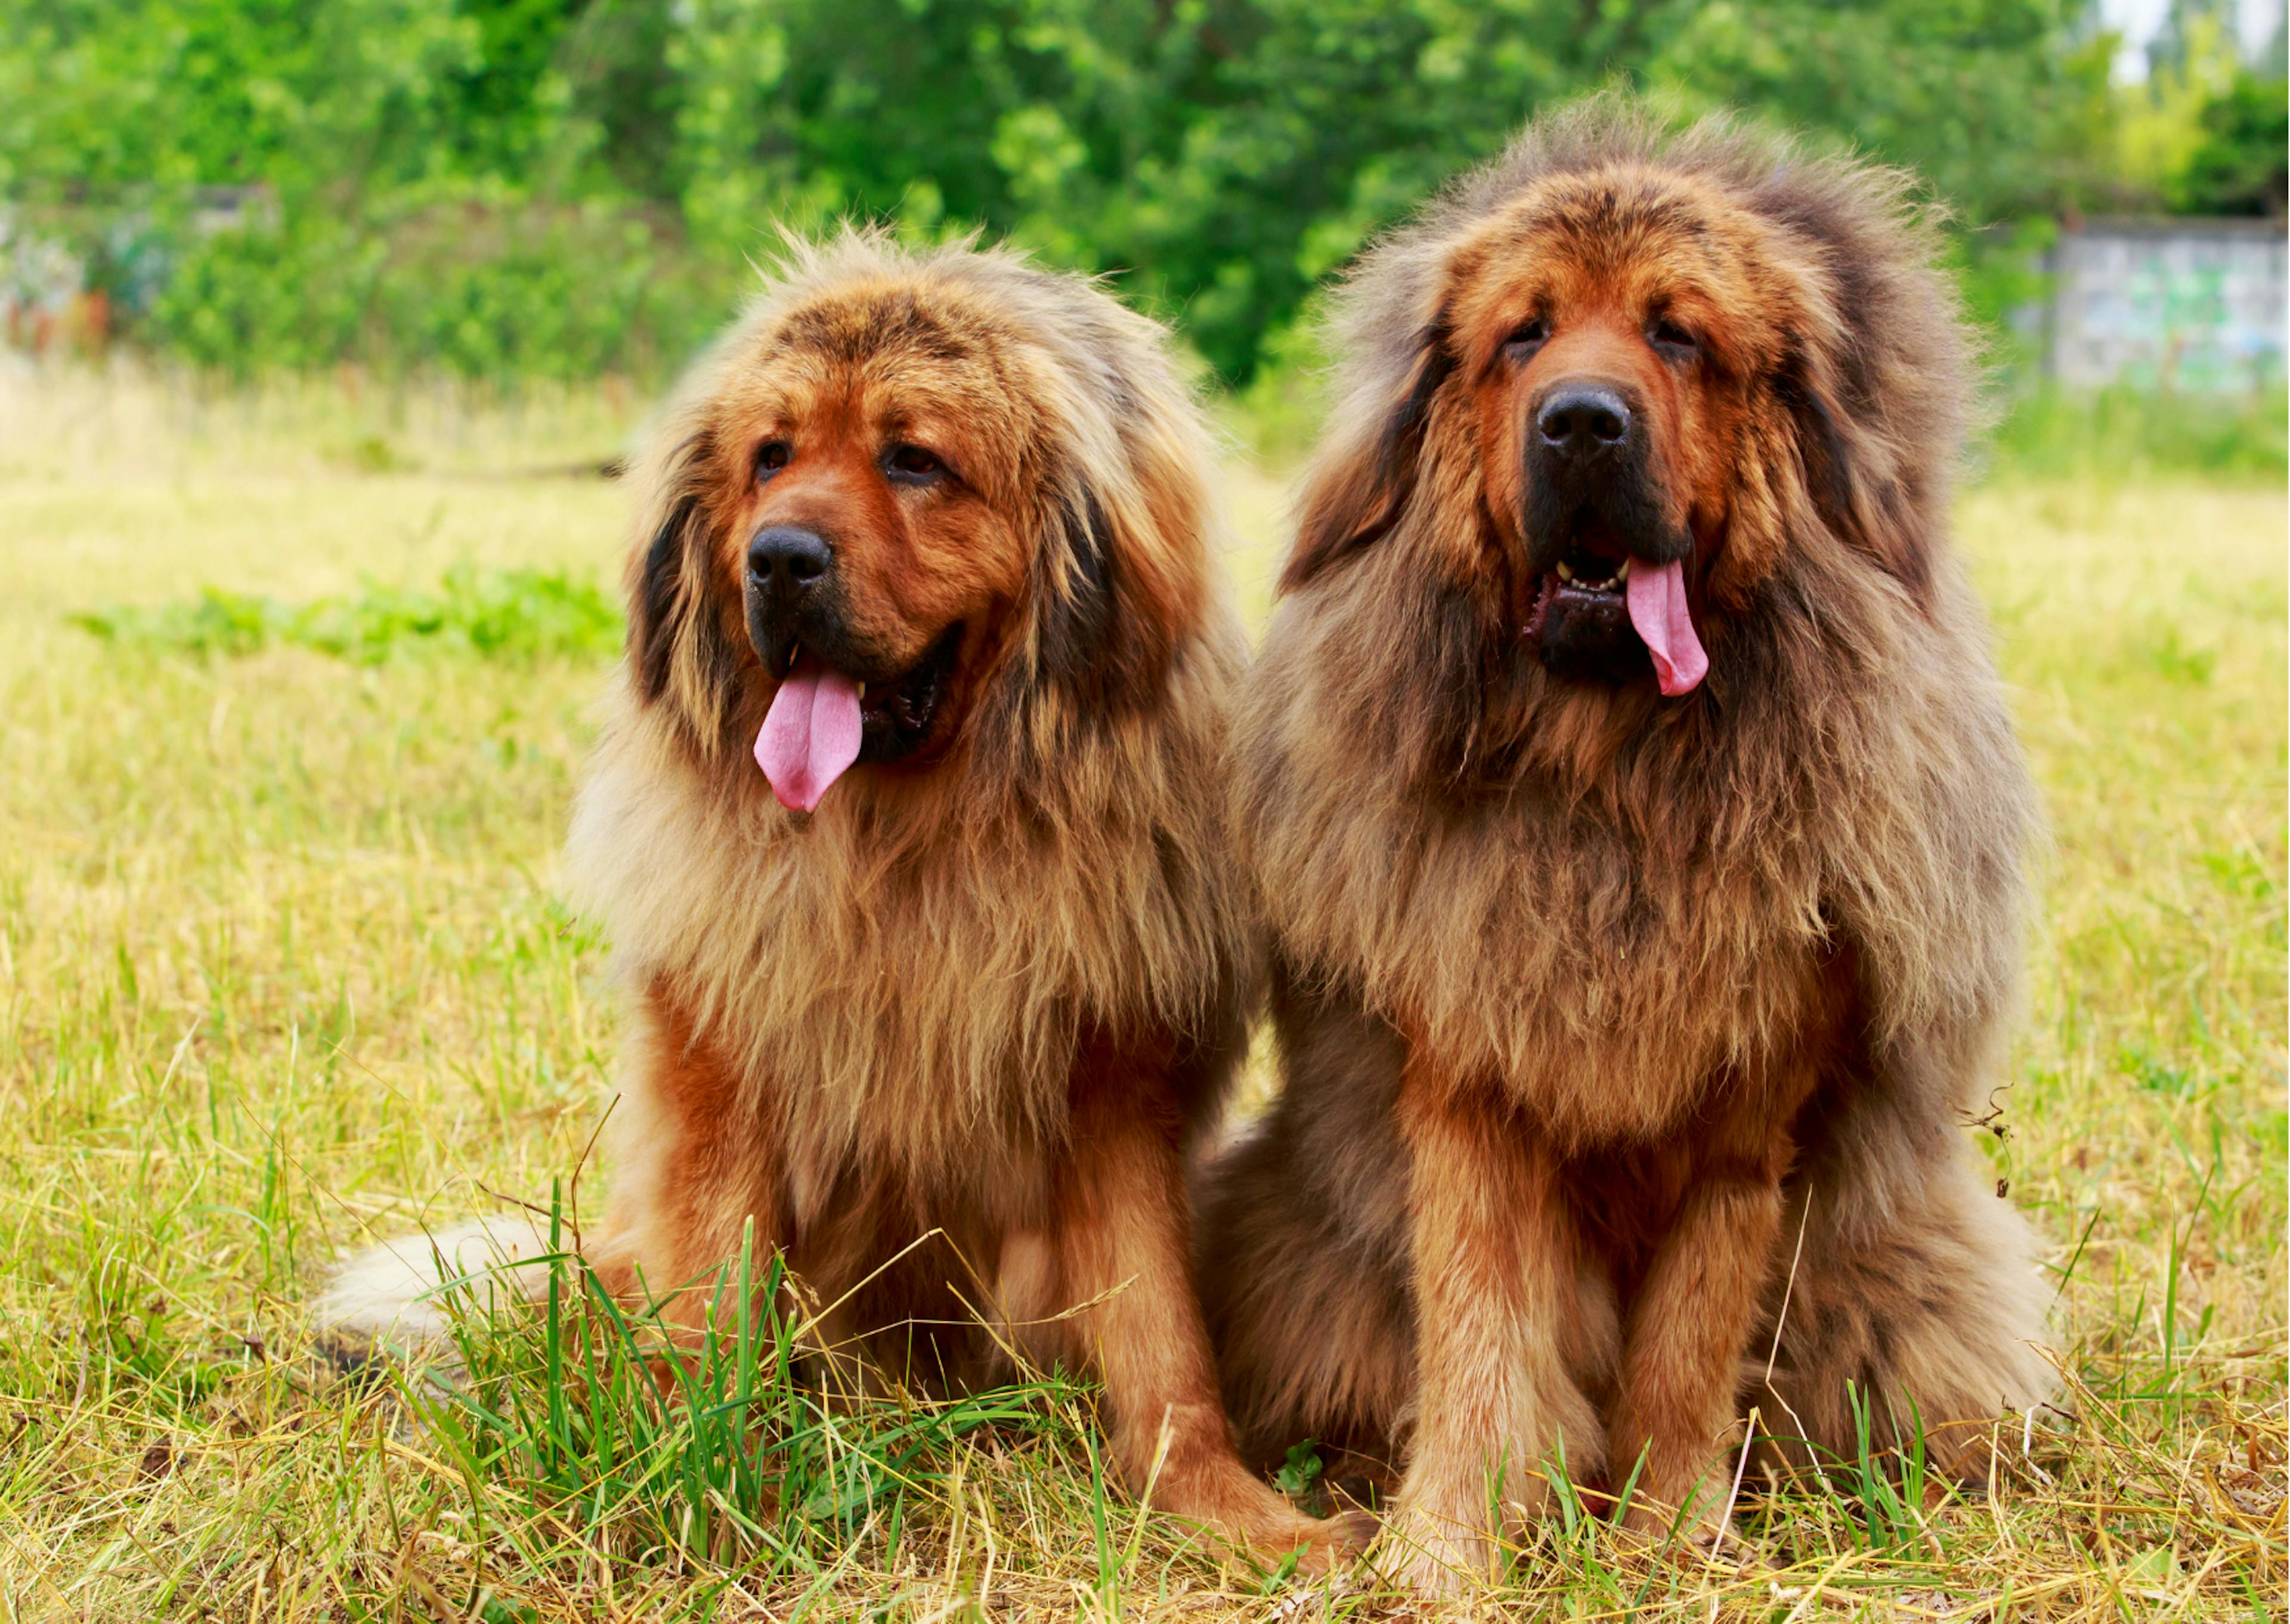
[1525,515,1707,696]
[1553,548,1630,594]
[755,624,963,811]
[856,622,961,760]
[1525,521,1636,657]
[1548,531,1639,600]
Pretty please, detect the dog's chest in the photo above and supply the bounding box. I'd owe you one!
[770,1034,1073,1226]
[1351,794,1839,1145]
[1499,865,1834,1143]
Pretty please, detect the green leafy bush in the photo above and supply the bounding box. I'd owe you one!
[1986,383,2290,482]
[146,191,735,382]
[7,0,2122,384]
[69,562,624,663]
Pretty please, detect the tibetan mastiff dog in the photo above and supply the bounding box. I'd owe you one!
[1197,104,2056,1586]
[321,234,1353,1567]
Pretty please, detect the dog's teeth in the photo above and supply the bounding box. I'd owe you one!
[857,681,867,699]
[1617,558,1631,582]
[1556,560,1576,582]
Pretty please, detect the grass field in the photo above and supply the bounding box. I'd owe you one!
[0,364,2282,1620]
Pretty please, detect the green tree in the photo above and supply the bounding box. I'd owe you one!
[648,0,2113,378]
[0,0,2133,380]
[2178,66,2288,213]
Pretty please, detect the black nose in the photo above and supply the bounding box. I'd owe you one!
[747,526,831,591]
[1536,386,1632,455]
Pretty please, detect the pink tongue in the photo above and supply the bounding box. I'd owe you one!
[1625,559,1708,697]
[755,661,864,811]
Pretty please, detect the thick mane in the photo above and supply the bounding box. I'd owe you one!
[570,641,1248,1179]
[1205,101,2056,1510]
[1290,98,1973,603]
[574,230,1254,1177]
[1240,104,2034,1148]
[624,229,1221,787]
[1237,537,2031,1148]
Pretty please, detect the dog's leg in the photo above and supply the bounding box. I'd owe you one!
[583,981,785,1334]
[1605,1119,1788,1542]
[1384,1052,1602,1595]
[1754,1109,2056,1484]
[1194,969,1416,1472]
[1044,1077,1367,1572]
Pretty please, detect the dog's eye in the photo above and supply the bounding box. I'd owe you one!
[1505,317,1550,355]
[885,444,945,483]
[756,441,793,479]
[1647,316,1697,354]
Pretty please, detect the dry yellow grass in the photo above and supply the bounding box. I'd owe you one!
[0,364,2281,1619]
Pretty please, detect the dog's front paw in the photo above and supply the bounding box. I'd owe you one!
[1264,1504,1378,1578]
[1373,1493,1499,1597]
[1616,1464,1736,1554]
[1167,1463,1373,1577]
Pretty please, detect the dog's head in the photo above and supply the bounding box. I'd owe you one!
[626,234,1212,810]
[1286,103,1965,705]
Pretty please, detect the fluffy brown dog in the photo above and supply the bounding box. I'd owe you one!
[1196,104,2056,1586]
[321,233,1350,1567]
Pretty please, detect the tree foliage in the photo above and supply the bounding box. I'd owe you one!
[2,0,2265,382]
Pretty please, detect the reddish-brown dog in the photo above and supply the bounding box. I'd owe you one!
[1198,103,2056,1589]
[322,233,1353,1568]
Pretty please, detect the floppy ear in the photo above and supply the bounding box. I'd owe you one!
[1029,478,1183,715]
[1282,318,1456,593]
[625,432,747,751]
[1779,351,1933,605]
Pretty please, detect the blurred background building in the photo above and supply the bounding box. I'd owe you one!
[2048,216,2286,390]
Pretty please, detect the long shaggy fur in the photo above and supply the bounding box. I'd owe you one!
[1198,101,2056,1547]
[568,233,1254,1225]
[323,233,1351,1564]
